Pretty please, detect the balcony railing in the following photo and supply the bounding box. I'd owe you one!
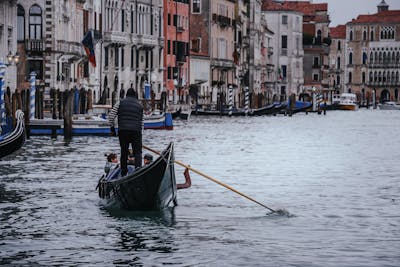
[25,39,44,52]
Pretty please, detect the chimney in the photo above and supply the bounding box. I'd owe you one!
[377,0,389,13]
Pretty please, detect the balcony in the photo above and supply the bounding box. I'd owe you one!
[103,31,129,44]
[218,15,231,28]
[25,39,45,52]
[57,41,82,55]
[136,34,158,49]
[177,26,184,33]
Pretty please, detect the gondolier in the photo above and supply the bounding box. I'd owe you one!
[108,88,143,176]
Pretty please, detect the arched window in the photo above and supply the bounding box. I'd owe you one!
[337,40,341,51]
[349,30,353,41]
[362,52,367,65]
[383,71,386,82]
[379,52,383,63]
[363,31,367,41]
[397,52,400,63]
[348,72,352,83]
[370,31,374,41]
[381,31,384,40]
[337,56,341,69]
[378,71,382,82]
[349,52,353,65]
[317,29,322,44]
[392,71,396,83]
[362,72,366,83]
[17,5,25,41]
[374,71,377,82]
[370,52,374,64]
[369,71,373,82]
[396,71,399,82]
[383,51,386,63]
[29,5,42,39]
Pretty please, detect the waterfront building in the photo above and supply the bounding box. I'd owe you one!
[189,0,211,108]
[189,0,236,110]
[0,0,18,91]
[247,0,275,108]
[345,0,400,103]
[328,25,346,96]
[163,0,190,104]
[262,1,304,101]
[102,0,164,105]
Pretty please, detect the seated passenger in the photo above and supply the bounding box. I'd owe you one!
[104,153,118,175]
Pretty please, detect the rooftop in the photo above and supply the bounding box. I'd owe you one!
[348,10,400,24]
[329,25,346,39]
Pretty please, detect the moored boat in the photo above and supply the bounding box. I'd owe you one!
[29,112,173,136]
[97,142,177,210]
[378,101,400,110]
[338,93,359,111]
[0,110,26,158]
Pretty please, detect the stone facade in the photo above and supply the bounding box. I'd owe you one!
[262,9,304,101]
[0,0,18,91]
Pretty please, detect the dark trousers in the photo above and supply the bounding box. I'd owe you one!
[118,130,142,175]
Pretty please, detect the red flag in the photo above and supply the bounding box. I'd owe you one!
[82,31,96,67]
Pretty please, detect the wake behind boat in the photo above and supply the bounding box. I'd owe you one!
[0,110,26,158]
[97,142,177,210]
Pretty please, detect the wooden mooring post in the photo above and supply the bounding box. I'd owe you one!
[64,90,73,140]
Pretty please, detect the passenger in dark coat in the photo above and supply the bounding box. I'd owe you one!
[109,88,143,176]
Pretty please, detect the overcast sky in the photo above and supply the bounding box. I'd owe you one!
[310,0,400,26]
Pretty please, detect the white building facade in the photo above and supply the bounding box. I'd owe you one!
[263,10,304,101]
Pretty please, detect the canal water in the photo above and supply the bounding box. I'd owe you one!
[1,110,400,266]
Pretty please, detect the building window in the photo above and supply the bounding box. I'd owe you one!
[348,72,352,83]
[313,73,319,81]
[337,40,341,51]
[121,10,125,32]
[131,47,134,68]
[362,72,366,83]
[17,5,25,41]
[370,31,374,41]
[281,35,287,49]
[337,57,341,69]
[363,31,367,41]
[362,52,367,65]
[349,30,353,41]
[191,37,201,52]
[192,0,201,14]
[349,52,353,65]
[104,47,109,68]
[121,47,124,68]
[282,65,287,78]
[282,15,288,25]
[114,47,119,67]
[29,5,42,39]
[313,57,320,68]
[27,60,43,80]
[218,38,227,59]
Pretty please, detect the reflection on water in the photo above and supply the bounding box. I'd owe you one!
[1,110,400,266]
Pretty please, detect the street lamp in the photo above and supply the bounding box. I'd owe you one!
[7,52,19,65]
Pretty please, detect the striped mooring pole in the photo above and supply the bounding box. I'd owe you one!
[228,85,233,116]
[244,86,249,116]
[30,72,37,120]
[0,63,6,129]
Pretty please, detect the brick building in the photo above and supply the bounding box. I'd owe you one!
[163,0,190,104]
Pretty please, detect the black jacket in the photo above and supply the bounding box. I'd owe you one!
[117,96,143,131]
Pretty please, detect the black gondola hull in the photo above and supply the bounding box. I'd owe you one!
[98,143,177,210]
[0,110,26,158]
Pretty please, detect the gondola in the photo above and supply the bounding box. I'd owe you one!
[97,142,177,210]
[0,110,26,158]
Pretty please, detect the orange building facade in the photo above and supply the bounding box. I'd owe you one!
[163,0,190,104]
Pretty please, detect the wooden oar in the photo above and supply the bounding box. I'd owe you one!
[143,145,276,213]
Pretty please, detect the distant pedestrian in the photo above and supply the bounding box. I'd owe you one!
[109,88,143,176]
